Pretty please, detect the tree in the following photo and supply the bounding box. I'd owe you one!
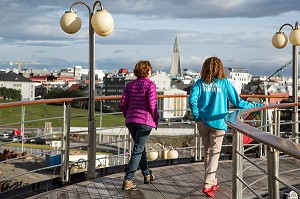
[43,89,85,99]
[0,87,22,101]
[43,88,86,108]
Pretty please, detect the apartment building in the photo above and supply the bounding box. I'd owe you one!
[0,71,35,100]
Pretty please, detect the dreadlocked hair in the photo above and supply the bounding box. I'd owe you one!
[201,57,226,84]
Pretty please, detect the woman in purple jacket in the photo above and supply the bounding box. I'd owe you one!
[120,60,159,191]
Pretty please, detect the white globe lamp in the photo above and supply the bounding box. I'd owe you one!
[289,28,300,46]
[60,11,82,34]
[167,147,178,159]
[91,9,114,36]
[147,147,158,161]
[272,32,288,49]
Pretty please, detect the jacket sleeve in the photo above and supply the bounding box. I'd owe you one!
[147,83,159,125]
[120,86,128,117]
[188,80,201,121]
[227,81,262,109]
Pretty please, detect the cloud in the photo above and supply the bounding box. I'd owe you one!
[0,0,299,76]
[108,0,300,18]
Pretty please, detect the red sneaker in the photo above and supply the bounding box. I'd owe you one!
[202,187,214,197]
[212,183,219,191]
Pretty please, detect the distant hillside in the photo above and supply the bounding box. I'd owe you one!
[0,100,124,128]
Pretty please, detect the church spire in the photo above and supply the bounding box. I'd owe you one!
[173,36,180,53]
[169,36,182,77]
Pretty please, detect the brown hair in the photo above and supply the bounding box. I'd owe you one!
[134,60,152,78]
[201,57,226,83]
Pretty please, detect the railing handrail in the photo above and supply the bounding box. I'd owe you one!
[0,94,191,108]
[239,94,289,99]
[0,93,289,109]
[226,102,300,160]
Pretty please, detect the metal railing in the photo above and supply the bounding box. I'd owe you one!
[0,94,299,199]
[0,95,196,193]
[226,101,300,199]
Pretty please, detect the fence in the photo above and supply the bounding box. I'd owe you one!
[1,94,300,199]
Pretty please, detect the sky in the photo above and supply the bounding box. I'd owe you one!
[0,0,299,77]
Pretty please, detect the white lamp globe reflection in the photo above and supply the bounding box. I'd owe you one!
[98,23,114,37]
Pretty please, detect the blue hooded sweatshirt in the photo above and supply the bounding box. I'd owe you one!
[189,78,262,130]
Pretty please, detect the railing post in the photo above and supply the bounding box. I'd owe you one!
[99,100,103,129]
[262,109,268,156]
[194,122,198,161]
[275,109,280,137]
[232,130,243,199]
[128,129,132,161]
[21,105,25,153]
[61,102,71,184]
[117,131,121,165]
[266,108,280,199]
[267,146,280,199]
[194,122,203,161]
[124,129,127,164]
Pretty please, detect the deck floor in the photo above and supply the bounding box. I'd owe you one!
[26,157,300,199]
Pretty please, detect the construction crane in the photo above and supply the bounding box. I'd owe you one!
[9,61,52,73]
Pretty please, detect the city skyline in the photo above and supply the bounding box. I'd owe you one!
[0,0,299,76]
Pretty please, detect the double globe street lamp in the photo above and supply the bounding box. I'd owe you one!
[272,22,300,143]
[60,1,114,179]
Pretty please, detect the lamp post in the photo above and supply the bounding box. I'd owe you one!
[272,22,300,143]
[60,1,114,179]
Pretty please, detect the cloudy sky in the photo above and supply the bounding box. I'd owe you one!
[0,0,299,76]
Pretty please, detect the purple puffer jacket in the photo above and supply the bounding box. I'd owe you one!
[120,77,159,128]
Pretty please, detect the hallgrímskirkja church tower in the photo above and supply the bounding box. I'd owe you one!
[169,36,182,77]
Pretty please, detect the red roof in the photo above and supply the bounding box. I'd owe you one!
[69,84,81,90]
[119,68,128,74]
[29,76,48,82]
[56,77,76,81]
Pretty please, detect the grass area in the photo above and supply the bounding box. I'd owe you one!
[5,142,52,150]
[0,100,125,128]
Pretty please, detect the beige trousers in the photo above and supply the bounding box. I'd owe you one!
[197,121,225,188]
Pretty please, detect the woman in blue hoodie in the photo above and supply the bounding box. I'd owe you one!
[189,56,263,197]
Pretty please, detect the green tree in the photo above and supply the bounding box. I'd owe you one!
[0,87,21,101]
[44,89,85,99]
[43,88,86,108]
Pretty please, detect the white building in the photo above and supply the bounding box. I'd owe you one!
[226,68,252,94]
[57,66,105,82]
[157,88,187,119]
[150,73,171,90]
[81,68,105,82]
[150,74,187,119]
[0,71,35,101]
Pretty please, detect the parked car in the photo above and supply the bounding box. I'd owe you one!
[31,137,47,145]
[12,135,28,143]
[0,132,13,141]
[2,135,14,142]
[25,137,36,144]
[1,135,29,143]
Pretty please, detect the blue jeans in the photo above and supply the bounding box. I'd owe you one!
[124,123,152,180]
